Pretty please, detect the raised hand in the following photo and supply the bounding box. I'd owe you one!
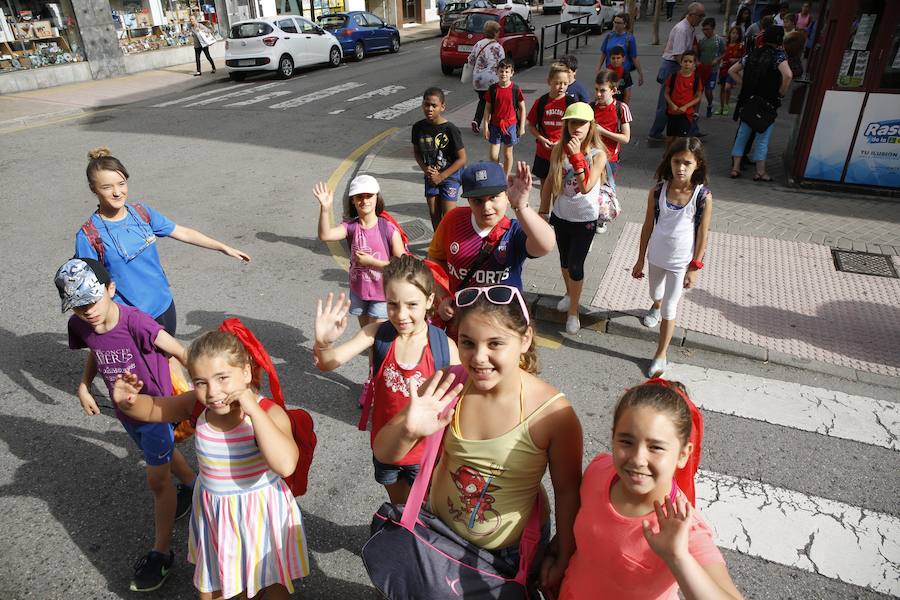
[112,373,144,410]
[313,181,334,209]
[315,292,350,346]
[506,161,533,210]
[565,136,581,156]
[404,370,465,439]
[642,495,693,565]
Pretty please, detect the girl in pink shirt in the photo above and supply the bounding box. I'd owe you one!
[555,380,743,600]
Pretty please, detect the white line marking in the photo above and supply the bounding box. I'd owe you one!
[269,81,365,109]
[328,109,346,114]
[151,84,250,107]
[225,89,293,106]
[345,85,406,102]
[697,470,900,596]
[668,364,900,450]
[367,91,451,120]
[186,82,284,106]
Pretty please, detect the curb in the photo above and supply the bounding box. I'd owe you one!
[0,106,86,129]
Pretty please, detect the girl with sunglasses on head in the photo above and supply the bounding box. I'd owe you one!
[374,286,584,597]
[76,147,250,337]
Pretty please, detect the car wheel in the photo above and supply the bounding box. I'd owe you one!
[560,23,569,34]
[441,63,455,75]
[526,44,539,67]
[354,41,365,61]
[328,45,342,67]
[278,54,294,79]
[389,35,400,53]
[228,71,246,81]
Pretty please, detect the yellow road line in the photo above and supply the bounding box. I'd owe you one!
[323,127,400,271]
[535,333,562,349]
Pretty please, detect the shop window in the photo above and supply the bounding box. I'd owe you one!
[835,0,882,89]
[879,21,900,90]
[111,0,220,55]
[0,0,86,72]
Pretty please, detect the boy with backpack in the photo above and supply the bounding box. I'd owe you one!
[482,58,527,176]
[592,69,632,233]
[560,54,591,103]
[607,46,633,104]
[664,50,702,145]
[697,17,725,118]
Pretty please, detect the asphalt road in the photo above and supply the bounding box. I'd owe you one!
[0,13,897,599]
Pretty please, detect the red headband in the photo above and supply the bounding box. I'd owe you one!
[218,317,285,408]
[642,377,692,403]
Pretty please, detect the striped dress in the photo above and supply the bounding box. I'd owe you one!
[188,402,309,597]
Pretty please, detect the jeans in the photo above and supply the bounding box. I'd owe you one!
[194,45,215,72]
[649,60,680,137]
[731,121,774,162]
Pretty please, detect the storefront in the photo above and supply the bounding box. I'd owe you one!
[788,0,900,192]
[1,0,86,72]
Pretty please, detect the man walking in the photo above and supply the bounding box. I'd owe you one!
[648,2,706,143]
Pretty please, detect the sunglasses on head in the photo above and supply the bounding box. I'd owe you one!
[454,285,530,325]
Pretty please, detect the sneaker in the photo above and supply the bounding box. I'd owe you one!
[175,484,193,521]
[647,357,668,378]
[641,307,661,328]
[556,295,571,312]
[130,550,174,592]
[595,221,608,234]
[471,120,480,134]
[565,314,580,334]
[706,105,713,118]
[712,107,722,115]
[723,105,730,116]
[193,71,201,76]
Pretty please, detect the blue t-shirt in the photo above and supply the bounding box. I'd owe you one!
[567,81,591,103]
[601,31,638,72]
[75,204,176,318]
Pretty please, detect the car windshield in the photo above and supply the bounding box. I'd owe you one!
[445,3,468,12]
[453,13,498,33]
[318,15,347,28]
[230,22,274,38]
[568,0,596,5]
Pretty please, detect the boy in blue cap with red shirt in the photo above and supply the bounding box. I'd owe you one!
[55,257,196,593]
[428,160,556,325]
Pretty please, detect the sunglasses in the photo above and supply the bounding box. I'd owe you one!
[454,285,530,325]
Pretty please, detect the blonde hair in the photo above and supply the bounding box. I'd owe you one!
[483,20,500,38]
[86,146,129,186]
[547,63,570,83]
[546,121,606,200]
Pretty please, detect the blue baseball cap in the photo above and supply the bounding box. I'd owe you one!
[460,161,507,198]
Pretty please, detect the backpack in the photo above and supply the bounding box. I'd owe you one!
[602,32,637,70]
[667,70,701,98]
[358,321,451,431]
[652,181,710,238]
[80,203,152,261]
[535,92,577,136]
[488,82,523,126]
[345,213,408,256]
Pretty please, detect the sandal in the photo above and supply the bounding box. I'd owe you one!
[753,173,773,182]
[729,169,740,178]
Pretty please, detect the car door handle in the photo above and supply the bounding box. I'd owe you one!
[284,36,291,39]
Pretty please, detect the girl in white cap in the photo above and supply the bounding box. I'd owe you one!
[315,175,406,327]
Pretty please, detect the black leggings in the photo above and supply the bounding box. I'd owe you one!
[550,214,595,281]
[473,89,487,124]
[195,45,215,72]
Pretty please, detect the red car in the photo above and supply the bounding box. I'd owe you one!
[440,8,539,75]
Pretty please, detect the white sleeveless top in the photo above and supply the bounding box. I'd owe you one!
[647,182,700,271]
[551,148,604,223]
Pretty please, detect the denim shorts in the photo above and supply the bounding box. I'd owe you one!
[349,290,388,319]
[372,454,421,486]
[122,420,175,466]
[424,172,461,202]
[488,123,519,146]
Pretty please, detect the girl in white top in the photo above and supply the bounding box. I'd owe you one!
[540,102,608,335]
[632,137,712,378]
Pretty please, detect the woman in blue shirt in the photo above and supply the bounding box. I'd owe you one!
[75,147,250,334]
[597,13,644,88]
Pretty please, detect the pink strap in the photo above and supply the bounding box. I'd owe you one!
[514,493,543,585]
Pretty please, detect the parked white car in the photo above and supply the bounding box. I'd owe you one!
[560,0,623,32]
[225,16,343,81]
[491,0,532,23]
[543,0,563,15]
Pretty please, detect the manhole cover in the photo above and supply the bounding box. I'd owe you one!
[400,219,432,243]
[831,249,899,278]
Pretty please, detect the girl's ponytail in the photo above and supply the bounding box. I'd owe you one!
[218,318,285,407]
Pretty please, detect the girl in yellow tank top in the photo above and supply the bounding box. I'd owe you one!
[374,283,584,596]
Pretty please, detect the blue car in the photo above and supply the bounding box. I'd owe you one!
[317,11,400,61]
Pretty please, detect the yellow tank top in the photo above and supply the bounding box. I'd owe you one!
[429,380,565,550]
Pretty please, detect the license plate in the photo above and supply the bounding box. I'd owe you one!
[458,44,473,52]
[237,59,256,66]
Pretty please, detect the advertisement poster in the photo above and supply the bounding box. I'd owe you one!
[804,91,865,182]
[845,94,900,189]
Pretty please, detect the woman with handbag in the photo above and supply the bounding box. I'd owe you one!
[465,20,505,134]
[189,15,217,76]
[727,25,792,181]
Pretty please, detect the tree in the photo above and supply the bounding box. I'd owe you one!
[723,0,734,34]
[651,0,661,44]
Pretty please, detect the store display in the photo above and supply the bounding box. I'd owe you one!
[0,3,85,73]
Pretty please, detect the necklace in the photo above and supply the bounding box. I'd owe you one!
[96,206,157,262]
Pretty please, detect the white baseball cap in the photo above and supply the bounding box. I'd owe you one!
[348,174,380,197]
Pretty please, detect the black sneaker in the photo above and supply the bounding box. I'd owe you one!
[130,550,174,592]
[175,483,193,521]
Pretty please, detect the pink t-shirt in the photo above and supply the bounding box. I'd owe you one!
[344,217,396,301]
[559,454,724,600]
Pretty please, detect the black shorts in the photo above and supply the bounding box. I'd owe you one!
[532,154,550,180]
[154,301,177,336]
[666,113,691,137]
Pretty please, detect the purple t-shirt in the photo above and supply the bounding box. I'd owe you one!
[68,304,173,424]
[345,217,397,301]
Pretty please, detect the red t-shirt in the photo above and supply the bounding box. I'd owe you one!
[526,94,568,160]
[666,71,699,119]
[720,42,744,77]
[593,100,633,163]
[371,340,436,465]
[489,83,525,129]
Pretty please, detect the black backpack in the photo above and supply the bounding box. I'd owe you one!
[534,92,577,136]
[652,181,710,238]
[668,70,701,97]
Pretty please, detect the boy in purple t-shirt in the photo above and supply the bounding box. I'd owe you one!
[55,257,196,593]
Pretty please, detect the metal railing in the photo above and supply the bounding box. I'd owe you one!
[539,12,593,66]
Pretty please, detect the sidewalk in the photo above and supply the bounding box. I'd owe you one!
[360,14,900,386]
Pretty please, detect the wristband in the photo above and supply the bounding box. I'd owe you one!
[689,259,704,271]
[569,152,588,171]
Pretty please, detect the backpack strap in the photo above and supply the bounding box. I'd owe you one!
[427,324,451,370]
[614,100,624,133]
[652,181,665,224]
[80,216,105,261]
[377,216,396,256]
[694,185,710,237]
[488,82,497,107]
[130,202,151,224]
[535,93,550,136]
[372,320,399,375]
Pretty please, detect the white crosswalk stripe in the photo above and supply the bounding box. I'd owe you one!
[367,90,451,120]
[186,82,285,107]
[225,89,293,107]
[151,84,250,107]
[346,85,406,102]
[269,82,365,109]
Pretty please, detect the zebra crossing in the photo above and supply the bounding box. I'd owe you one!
[150,81,444,121]
[661,363,900,597]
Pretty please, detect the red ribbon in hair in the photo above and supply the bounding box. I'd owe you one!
[218,318,285,408]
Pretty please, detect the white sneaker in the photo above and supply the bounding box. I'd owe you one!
[596,221,608,233]
[647,357,668,378]
[565,314,581,334]
[641,307,661,328]
[556,295,571,312]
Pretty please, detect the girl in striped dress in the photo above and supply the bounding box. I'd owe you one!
[113,326,309,600]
